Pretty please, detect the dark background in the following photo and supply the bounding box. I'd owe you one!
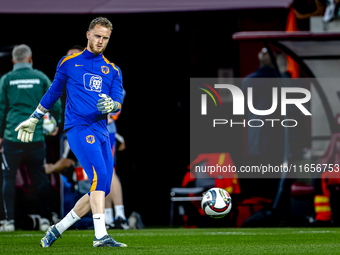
[0,9,289,226]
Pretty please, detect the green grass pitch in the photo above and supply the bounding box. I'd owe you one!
[1,228,340,254]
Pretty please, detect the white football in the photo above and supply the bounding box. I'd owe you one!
[43,113,57,135]
[201,188,232,218]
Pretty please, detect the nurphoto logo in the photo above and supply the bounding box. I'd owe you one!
[199,83,311,128]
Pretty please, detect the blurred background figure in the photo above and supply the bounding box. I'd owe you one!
[66,45,84,56]
[105,92,138,230]
[241,48,285,206]
[241,47,285,166]
[104,89,144,230]
[0,44,62,231]
[293,0,326,21]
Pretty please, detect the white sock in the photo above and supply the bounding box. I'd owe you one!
[55,209,80,234]
[93,213,108,239]
[105,208,114,225]
[114,205,126,220]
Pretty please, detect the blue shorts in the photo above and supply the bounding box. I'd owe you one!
[67,125,113,196]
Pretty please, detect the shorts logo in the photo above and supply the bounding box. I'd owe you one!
[83,73,102,92]
[86,135,95,144]
[101,66,109,75]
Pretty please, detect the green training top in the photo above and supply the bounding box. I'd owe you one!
[0,63,62,142]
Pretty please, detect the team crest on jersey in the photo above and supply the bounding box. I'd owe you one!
[86,135,95,144]
[83,73,102,92]
[101,66,109,75]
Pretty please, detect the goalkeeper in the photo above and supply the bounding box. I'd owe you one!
[15,17,126,248]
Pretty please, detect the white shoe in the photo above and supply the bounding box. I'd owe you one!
[39,218,51,232]
[128,211,145,229]
[0,219,15,232]
[93,235,127,247]
[51,212,61,224]
[107,217,131,230]
[28,214,41,230]
[28,214,51,231]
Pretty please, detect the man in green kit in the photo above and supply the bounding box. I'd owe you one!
[0,44,61,232]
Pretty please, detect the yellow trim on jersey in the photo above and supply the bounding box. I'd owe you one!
[314,195,330,203]
[59,49,85,67]
[226,186,233,194]
[218,153,225,166]
[315,205,331,213]
[103,55,120,77]
[90,166,98,192]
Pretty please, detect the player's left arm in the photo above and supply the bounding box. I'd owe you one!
[97,67,123,114]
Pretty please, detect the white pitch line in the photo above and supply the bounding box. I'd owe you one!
[1,230,339,238]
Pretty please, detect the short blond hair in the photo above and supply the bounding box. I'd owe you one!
[88,17,113,31]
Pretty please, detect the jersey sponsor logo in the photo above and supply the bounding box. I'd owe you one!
[101,66,109,75]
[83,73,102,92]
[75,64,84,67]
[9,79,40,89]
[86,135,95,144]
[9,79,40,85]
[17,84,33,89]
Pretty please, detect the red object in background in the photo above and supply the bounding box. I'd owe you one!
[291,182,315,199]
[313,130,340,221]
[188,153,241,195]
[285,8,300,78]
[236,197,272,227]
[75,166,89,181]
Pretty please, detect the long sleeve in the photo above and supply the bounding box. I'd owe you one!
[0,76,8,137]
[40,71,67,111]
[42,74,63,125]
[109,66,123,104]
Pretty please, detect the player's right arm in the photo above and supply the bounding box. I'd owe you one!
[15,58,68,142]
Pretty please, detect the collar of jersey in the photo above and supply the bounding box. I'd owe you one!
[82,49,103,60]
[13,62,33,71]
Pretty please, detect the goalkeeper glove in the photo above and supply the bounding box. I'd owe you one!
[15,117,39,143]
[97,93,120,114]
[14,107,45,143]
